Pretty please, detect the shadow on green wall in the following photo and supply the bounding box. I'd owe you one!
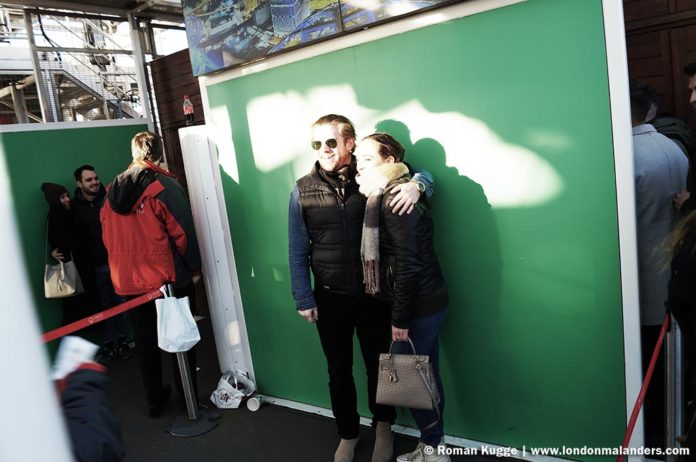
[205,0,626,452]
[374,118,505,429]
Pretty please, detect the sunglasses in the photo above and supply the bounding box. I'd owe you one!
[311,138,338,150]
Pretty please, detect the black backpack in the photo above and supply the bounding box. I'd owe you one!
[651,116,694,155]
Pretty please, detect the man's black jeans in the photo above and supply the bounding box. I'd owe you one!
[315,290,396,439]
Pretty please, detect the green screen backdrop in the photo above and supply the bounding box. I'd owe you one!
[207,0,624,454]
[1,122,148,346]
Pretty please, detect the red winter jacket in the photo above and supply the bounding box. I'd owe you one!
[100,162,201,296]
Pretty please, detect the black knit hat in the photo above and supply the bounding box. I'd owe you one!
[41,182,68,206]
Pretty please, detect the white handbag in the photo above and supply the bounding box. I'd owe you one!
[44,259,84,299]
[44,223,84,299]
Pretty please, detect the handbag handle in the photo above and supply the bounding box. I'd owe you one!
[45,216,50,265]
[388,337,441,431]
[386,338,418,357]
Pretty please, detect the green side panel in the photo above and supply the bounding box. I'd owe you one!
[208,0,624,454]
[0,123,148,349]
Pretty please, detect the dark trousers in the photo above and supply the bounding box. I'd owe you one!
[642,324,666,448]
[391,308,447,447]
[315,290,396,439]
[94,264,129,344]
[131,283,198,410]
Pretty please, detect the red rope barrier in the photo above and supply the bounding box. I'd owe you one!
[617,313,670,462]
[42,289,163,343]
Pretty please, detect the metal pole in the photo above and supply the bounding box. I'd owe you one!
[9,83,28,124]
[676,321,684,451]
[127,13,154,131]
[100,73,111,120]
[45,71,59,122]
[162,284,217,437]
[665,316,684,459]
[176,352,199,420]
[22,10,53,122]
[163,283,198,420]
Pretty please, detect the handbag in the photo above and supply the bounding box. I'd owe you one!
[155,294,201,353]
[44,223,84,299]
[44,260,84,298]
[376,339,441,427]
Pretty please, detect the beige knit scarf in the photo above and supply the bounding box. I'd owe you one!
[355,163,410,294]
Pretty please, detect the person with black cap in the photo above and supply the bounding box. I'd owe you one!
[41,182,94,329]
[42,182,73,263]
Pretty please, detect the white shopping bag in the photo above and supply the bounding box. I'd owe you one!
[155,295,200,353]
[210,369,256,409]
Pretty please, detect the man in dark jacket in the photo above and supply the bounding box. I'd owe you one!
[288,114,432,462]
[72,165,132,364]
[101,131,202,417]
[674,63,696,214]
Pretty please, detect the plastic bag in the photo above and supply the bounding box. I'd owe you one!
[155,296,200,353]
[210,369,256,409]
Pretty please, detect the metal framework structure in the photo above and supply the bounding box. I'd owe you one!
[0,0,184,126]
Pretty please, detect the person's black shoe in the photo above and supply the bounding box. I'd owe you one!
[117,338,133,360]
[148,384,172,418]
[96,344,116,366]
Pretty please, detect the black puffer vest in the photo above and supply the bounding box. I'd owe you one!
[297,164,365,295]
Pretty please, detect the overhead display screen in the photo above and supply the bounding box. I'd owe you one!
[182,0,461,76]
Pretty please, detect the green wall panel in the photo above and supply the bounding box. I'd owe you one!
[208,0,624,454]
[1,123,148,348]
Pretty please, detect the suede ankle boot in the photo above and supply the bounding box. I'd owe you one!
[334,437,360,462]
[372,421,394,462]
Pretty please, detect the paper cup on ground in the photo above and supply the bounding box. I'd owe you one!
[246,395,263,411]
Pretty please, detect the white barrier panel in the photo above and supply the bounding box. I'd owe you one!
[179,126,255,379]
[0,150,73,461]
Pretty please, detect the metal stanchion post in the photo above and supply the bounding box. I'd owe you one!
[176,351,199,421]
[665,315,684,460]
[163,284,219,437]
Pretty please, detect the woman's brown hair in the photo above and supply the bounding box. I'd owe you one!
[362,132,405,162]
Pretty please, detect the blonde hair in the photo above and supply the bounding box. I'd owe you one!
[666,209,696,261]
[312,114,357,143]
[131,131,163,163]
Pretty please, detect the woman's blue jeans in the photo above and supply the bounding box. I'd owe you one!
[391,307,447,447]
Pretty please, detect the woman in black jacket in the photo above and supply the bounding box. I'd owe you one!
[355,133,450,462]
[42,182,93,327]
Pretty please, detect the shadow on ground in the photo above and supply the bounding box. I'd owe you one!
[107,318,508,461]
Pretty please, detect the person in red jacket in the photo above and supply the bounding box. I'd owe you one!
[101,131,202,417]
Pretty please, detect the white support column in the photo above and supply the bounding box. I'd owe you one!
[22,10,53,122]
[127,13,153,131]
[178,126,255,379]
[602,1,645,459]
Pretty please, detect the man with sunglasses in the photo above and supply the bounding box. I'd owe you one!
[288,114,433,462]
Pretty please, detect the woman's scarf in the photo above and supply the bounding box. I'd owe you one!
[355,163,410,294]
